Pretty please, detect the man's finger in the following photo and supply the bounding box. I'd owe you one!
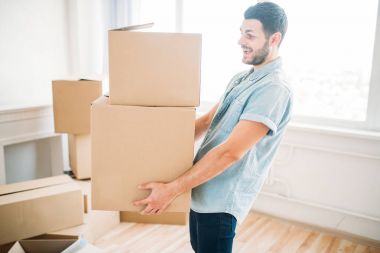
[137,182,154,190]
[140,205,153,215]
[133,197,150,206]
[147,208,158,215]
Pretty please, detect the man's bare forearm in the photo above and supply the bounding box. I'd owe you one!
[169,144,240,197]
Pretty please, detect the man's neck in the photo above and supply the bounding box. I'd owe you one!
[252,52,279,71]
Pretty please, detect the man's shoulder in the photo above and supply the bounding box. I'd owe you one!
[262,69,292,94]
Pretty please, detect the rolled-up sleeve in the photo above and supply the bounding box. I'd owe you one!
[240,84,291,136]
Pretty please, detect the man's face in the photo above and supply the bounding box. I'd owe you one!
[238,19,270,66]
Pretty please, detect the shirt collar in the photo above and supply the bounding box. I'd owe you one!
[248,57,283,81]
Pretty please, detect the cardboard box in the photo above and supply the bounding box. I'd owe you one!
[68,134,91,179]
[4,234,102,253]
[52,80,102,134]
[120,211,188,225]
[0,175,84,245]
[109,25,201,107]
[91,96,195,212]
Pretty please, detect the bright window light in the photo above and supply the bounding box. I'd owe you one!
[182,0,378,121]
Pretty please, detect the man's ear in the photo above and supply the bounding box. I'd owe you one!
[270,32,282,47]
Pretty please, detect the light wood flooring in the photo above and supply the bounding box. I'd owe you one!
[94,211,380,253]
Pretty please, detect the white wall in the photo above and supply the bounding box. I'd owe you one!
[0,0,112,180]
[253,124,380,242]
[0,0,71,108]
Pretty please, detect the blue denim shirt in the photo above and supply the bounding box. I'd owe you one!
[191,57,292,224]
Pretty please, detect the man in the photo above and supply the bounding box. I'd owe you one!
[133,2,291,252]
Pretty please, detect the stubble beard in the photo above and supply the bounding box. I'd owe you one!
[244,40,270,66]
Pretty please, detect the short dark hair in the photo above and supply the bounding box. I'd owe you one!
[244,2,288,46]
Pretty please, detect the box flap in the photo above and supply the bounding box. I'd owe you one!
[27,234,79,240]
[0,175,73,196]
[110,22,154,31]
[90,95,108,107]
[0,182,82,205]
[53,79,101,83]
[78,76,102,82]
[18,239,77,253]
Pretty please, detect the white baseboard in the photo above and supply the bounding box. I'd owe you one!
[253,191,380,243]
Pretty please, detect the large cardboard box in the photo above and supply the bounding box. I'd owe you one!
[91,96,195,212]
[68,134,91,179]
[120,211,188,225]
[52,80,102,134]
[109,25,201,107]
[0,175,84,245]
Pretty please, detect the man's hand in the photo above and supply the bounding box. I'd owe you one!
[132,181,179,215]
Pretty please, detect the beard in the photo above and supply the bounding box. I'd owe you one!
[243,40,270,65]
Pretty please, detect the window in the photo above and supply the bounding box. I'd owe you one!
[130,0,177,32]
[280,1,378,122]
[181,1,379,124]
[126,0,380,130]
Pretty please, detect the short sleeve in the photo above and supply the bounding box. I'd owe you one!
[240,85,291,136]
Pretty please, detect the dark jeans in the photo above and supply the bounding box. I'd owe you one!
[189,209,237,253]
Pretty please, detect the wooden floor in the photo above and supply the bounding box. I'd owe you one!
[94,212,380,253]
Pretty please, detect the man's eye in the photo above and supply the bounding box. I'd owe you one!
[246,34,254,39]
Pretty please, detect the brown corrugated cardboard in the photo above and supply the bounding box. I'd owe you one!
[0,176,84,245]
[91,96,194,212]
[68,134,91,179]
[52,80,102,134]
[108,27,201,107]
[120,211,188,225]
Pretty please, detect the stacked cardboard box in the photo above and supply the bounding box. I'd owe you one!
[120,211,188,225]
[52,79,102,179]
[0,175,84,246]
[68,134,91,180]
[91,24,201,225]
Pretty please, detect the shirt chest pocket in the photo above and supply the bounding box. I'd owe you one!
[218,99,245,133]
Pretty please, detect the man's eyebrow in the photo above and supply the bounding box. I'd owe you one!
[240,28,255,33]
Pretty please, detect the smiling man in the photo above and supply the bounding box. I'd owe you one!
[133,2,291,252]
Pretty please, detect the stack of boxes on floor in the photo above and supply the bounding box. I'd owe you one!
[52,79,102,179]
[50,79,121,240]
[91,25,201,225]
[0,79,119,252]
